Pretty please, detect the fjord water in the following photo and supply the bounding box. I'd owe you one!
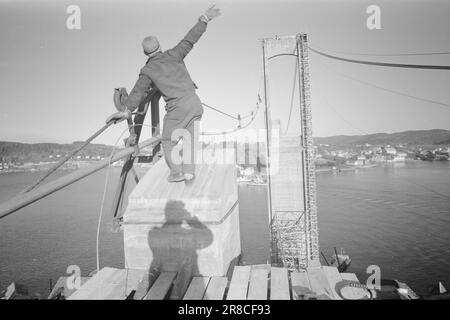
[0,161,449,297]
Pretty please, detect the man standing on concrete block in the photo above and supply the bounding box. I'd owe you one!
[107,5,221,183]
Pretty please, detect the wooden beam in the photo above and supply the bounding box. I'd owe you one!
[68,267,127,300]
[183,277,210,300]
[203,277,228,300]
[270,267,290,300]
[306,266,334,299]
[144,272,176,300]
[0,136,160,220]
[226,266,250,300]
[291,271,312,299]
[22,122,113,194]
[247,268,268,300]
[48,276,90,299]
[124,269,148,297]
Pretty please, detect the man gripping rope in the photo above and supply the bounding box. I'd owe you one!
[106,5,221,182]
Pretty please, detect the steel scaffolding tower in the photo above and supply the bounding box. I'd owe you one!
[262,34,319,270]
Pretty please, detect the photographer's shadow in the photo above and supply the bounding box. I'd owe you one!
[146,200,213,299]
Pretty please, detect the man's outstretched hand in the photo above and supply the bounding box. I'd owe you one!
[204,4,221,21]
[105,110,132,124]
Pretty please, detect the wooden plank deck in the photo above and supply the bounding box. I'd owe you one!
[226,266,251,300]
[247,267,268,300]
[203,276,228,300]
[68,267,128,300]
[183,277,210,300]
[290,271,312,299]
[144,272,177,300]
[306,266,335,299]
[69,264,353,300]
[270,267,290,300]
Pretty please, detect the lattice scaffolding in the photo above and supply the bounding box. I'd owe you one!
[262,34,319,270]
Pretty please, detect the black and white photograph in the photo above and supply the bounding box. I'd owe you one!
[0,0,449,306]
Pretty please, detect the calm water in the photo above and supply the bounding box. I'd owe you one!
[1,161,449,296]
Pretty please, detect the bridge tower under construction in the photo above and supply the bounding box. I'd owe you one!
[261,34,320,270]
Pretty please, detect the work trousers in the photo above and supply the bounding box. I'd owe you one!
[161,93,203,176]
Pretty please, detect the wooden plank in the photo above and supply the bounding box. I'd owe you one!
[68,267,127,300]
[144,272,176,300]
[291,272,311,290]
[270,267,290,300]
[306,267,334,300]
[48,276,90,299]
[341,273,360,283]
[204,277,228,300]
[226,266,250,300]
[247,268,268,300]
[183,277,210,300]
[322,266,343,300]
[124,269,147,297]
[291,272,313,300]
[132,270,159,300]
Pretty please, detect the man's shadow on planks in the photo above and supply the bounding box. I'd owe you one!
[132,200,213,299]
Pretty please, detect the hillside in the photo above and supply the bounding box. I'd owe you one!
[0,141,115,164]
[314,129,450,147]
[2,129,450,164]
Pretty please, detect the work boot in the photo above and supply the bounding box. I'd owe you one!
[167,172,185,183]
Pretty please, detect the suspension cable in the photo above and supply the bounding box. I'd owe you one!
[316,94,370,136]
[201,102,239,120]
[201,98,261,136]
[314,59,450,109]
[308,43,450,57]
[309,47,450,70]
[283,58,299,135]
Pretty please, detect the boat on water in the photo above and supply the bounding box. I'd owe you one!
[0,283,31,300]
[328,248,351,272]
[247,182,267,186]
[331,254,351,272]
[246,175,266,186]
[236,176,252,183]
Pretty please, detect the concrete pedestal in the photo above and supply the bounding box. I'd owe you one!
[122,157,241,276]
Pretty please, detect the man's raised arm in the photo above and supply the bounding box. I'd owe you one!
[167,5,221,61]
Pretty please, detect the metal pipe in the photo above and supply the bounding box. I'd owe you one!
[22,122,114,194]
[0,136,161,220]
[261,39,275,265]
[321,251,330,266]
[334,247,341,268]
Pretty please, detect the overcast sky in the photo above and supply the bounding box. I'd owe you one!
[1,0,449,144]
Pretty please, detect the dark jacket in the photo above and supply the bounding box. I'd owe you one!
[124,20,207,111]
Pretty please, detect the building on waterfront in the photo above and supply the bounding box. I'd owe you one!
[383,146,397,156]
